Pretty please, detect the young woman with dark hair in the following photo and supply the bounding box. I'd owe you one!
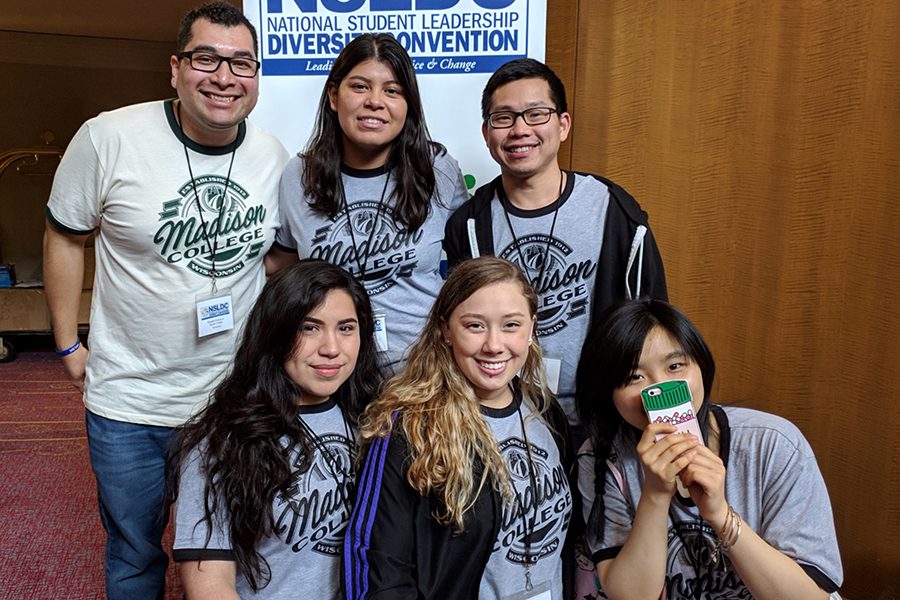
[169,259,383,599]
[267,33,468,374]
[575,299,843,599]
[345,256,574,599]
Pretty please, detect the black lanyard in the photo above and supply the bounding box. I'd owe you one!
[340,169,392,280]
[296,407,355,513]
[666,502,718,600]
[513,398,540,592]
[175,101,237,293]
[501,170,565,294]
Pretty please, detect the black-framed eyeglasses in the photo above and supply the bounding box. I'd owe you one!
[177,50,260,78]
[486,107,559,129]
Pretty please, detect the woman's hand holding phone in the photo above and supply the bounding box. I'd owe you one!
[678,445,729,530]
[637,423,700,500]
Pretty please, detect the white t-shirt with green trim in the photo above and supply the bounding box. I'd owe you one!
[47,99,289,426]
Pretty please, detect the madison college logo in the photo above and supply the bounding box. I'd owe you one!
[154,175,267,278]
[496,437,571,565]
[274,433,354,556]
[311,201,423,295]
[499,235,596,337]
[664,521,747,599]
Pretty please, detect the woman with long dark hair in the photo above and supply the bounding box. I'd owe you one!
[170,260,382,598]
[575,299,843,599]
[267,33,468,374]
[345,257,574,599]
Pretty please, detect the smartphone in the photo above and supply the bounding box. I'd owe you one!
[640,380,704,443]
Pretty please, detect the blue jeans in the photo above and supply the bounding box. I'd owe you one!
[86,410,174,600]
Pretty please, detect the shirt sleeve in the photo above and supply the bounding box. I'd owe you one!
[437,153,472,272]
[273,156,301,251]
[173,445,234,562]
[436,152,469,213]
[45,121,104,234]
[752,423,843,591]
[344,431,419,600]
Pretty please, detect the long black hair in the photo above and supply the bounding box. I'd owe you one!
[575,298,716,538]
[300,33,446,231]
[168,259,382,591]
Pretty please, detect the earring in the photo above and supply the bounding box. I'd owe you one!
[527,336,533,344]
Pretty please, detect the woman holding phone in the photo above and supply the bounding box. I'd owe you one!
[575,299,843,599]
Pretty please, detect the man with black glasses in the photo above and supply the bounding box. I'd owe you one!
[445,58,668,436]
[42,3,287,597]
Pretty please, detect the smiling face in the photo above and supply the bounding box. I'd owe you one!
[283,289,361,406]
[170,19,259,147]
[612,326,706,430]
[442,281,535,408]
[482,77,571,184]
[328,58,409,169]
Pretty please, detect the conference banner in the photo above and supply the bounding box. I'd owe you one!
[243,0,548,191]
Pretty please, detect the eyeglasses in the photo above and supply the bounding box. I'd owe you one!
[486,107,559,129]
[177,50,260,78]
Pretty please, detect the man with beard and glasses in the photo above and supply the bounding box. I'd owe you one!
[42,3,288,597]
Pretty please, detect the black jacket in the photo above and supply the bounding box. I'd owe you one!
[344,394,575,599]
[443,172,668,319]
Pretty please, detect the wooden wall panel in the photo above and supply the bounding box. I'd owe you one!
[545,0,579,167]
[554,0,900,596]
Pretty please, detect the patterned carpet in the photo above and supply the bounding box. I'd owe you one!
[0,351,182,599]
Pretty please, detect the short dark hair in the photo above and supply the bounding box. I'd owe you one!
[575,298,716,539]
[176,1,258,56]
[481,58,568,120]
[576,299,716,424]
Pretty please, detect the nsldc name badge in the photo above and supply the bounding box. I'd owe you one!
[373,314,389,353]
[196,291,234,337]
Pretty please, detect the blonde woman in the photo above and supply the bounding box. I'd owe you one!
[344,257,574,599]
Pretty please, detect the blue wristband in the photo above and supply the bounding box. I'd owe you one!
[55,339,81,356]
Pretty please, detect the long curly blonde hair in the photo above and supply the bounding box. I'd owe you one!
[358,257,552,531]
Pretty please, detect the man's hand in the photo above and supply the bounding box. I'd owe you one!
[61,344,88,393]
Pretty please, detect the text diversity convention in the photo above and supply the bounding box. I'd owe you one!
[266,11,522,55]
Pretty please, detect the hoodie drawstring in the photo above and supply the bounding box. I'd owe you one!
[625,225,648,299]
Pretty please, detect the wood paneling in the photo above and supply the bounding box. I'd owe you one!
[553,0,899,596]
[0,0,231,41]
[545,0,579,168]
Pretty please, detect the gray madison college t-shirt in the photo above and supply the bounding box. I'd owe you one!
[276,154,467,372]
[174,398,354,599]
[479,395,572,600]
[577,406,843,599]
[490,173,609,423]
